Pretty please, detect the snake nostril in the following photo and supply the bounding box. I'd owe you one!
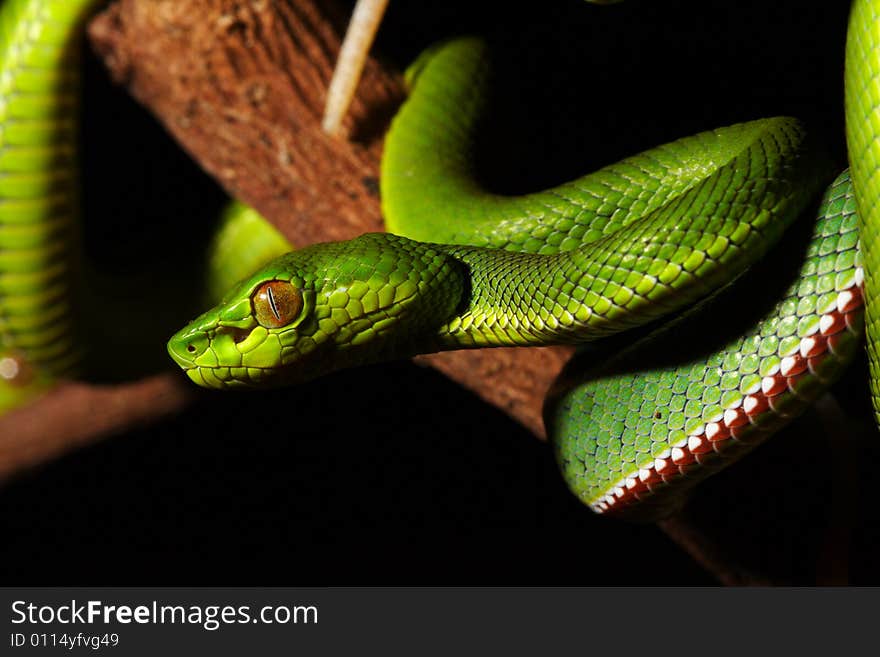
[168,330,206,368]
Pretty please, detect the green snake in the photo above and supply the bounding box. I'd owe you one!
[2,0,878,520]
[166,10,876,519]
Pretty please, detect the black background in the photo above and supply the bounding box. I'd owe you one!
[3,0,876,584]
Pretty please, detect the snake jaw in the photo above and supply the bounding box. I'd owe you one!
[168,296,287,388]
[168,307,341,388]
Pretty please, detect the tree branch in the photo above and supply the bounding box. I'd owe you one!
[0,375,194,481]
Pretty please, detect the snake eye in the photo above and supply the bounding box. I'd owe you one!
[252,280,303,328]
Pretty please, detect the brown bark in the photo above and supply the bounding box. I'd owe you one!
[88,0,395,244]
[0,375,194,481]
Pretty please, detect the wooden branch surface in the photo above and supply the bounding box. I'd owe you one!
[0,376,194,481]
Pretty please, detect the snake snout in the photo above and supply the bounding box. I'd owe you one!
[167,326,209,369]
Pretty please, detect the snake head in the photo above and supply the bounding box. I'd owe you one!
[167,233,464,389]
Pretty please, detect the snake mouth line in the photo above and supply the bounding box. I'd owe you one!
[592,274,865,517]
[182,362,278,389]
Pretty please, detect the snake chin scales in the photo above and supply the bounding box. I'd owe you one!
[167,233,466,388]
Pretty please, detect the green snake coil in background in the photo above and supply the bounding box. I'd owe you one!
[0,0,96,410]
[547,171,864,517]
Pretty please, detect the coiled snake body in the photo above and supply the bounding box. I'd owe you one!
[167,30,872,518]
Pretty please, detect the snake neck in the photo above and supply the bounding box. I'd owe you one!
[421,120,830,350]
[381,38,831,352]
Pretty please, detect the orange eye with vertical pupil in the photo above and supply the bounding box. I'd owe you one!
[252,281,303,328]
